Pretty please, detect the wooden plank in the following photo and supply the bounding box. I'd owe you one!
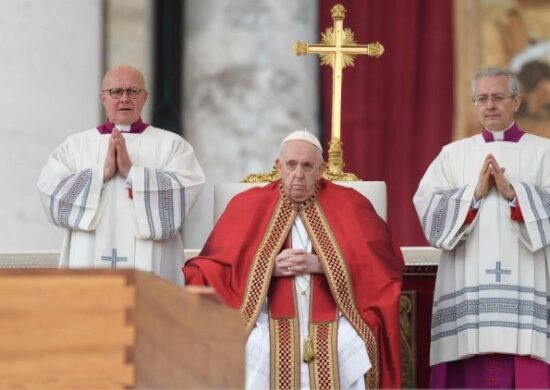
[134,273,245,389]
[0,274,134,309]
[0,269,246,389]
[0,316,134,352]
[0,270,136,389]
[0,354,133,389]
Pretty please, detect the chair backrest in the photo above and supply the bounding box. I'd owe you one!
[213,181,387,223]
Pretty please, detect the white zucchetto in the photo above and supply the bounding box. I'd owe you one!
[281,130,323,153]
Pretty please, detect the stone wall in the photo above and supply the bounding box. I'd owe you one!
[0,0,103,251]
[182,0,320,247]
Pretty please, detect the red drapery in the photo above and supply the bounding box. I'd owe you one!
[319,0,454,245]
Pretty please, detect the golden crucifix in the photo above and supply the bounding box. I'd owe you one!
[294,4,384,180]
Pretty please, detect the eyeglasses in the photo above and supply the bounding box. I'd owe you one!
[102,87,143,99]
[472,94,515,106]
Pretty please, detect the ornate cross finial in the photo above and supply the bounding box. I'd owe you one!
[294,4,384,180]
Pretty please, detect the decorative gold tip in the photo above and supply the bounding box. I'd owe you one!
[303,337,315,363]
[367,42,385,57]
[241,166,281,183]
[293,41,309,56]
[323,138,360,181]
[330,4,346,21]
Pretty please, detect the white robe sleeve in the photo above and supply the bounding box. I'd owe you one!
[36,139,104,231]
[413,148,476,250]
[510,178,550,252]
[131,138,205,240]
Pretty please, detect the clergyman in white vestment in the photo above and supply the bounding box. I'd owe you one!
[414,68,550,388]
[37,65,205,285]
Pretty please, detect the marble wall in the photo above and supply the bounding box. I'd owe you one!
[104,0,153,121]
[182,0,320,248]
[0,0,103,251]
[0,0,319,252]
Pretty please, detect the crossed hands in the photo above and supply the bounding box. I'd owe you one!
[273,248,324,277]
[103,129,132,182]
[474,154,516,202]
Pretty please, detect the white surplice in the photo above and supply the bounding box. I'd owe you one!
[37,126,205,285]
[245,216,371,389]
[413,133,550,365]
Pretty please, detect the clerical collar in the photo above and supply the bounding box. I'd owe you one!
[482,122,524,143]
[279,181,320,211]
[96,118,149,134]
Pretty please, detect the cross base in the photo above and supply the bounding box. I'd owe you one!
[322,138,359,181]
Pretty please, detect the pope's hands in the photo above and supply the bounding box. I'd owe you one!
[273,248,324,277]
[103,129,133,182]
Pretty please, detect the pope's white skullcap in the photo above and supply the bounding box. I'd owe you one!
[281,130,323,153]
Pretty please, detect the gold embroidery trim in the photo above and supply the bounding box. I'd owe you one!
[309,321,340,390]
[300,202,380,389]
[240,199,296,332]
[270,317,300,390]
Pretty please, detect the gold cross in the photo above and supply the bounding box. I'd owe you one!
[294,4,384,180]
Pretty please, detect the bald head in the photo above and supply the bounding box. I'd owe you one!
[102,65,145,90]
[101,65,148,125]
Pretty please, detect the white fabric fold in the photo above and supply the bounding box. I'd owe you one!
[244,216,370,389]
[37,126,205,285]
[414,133,550,365]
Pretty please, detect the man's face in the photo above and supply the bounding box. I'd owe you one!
[101,67,148,125]
[276,140,325,203]
[473,75,520,131]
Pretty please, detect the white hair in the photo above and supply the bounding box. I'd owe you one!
[471,67,519,99]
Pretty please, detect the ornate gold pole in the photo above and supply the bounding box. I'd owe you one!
[294,4,384,181]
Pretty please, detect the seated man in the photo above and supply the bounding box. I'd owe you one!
[184,131,403,389]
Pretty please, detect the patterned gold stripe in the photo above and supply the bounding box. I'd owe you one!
[309,321,340,390]
[240,199,296,332]
[301,202,380,389]
[270,318,300,390]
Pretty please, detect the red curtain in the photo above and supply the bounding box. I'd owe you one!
[319,0,454,245]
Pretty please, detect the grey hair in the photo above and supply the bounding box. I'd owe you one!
[471,67,519,99]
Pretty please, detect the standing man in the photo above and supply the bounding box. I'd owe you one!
[184,131,404,389]
[414,68,550,388]
[37,65,205,285]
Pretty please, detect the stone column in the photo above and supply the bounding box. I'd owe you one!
[104,0,153,121]
[0,0,103,251]
[182,0,319,248]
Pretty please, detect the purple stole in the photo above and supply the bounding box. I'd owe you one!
[96,118,149,134]
[481,122,524,143]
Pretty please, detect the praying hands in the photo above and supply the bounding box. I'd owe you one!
[273,248,324,277]
[474,153,516,201]
[103,129,132,182]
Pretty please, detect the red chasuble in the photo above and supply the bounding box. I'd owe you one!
[184,179,404,388]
